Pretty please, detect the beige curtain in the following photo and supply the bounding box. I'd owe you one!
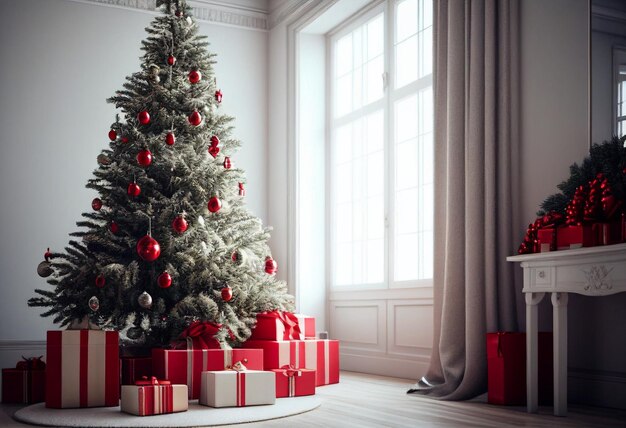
[408,0,520,400]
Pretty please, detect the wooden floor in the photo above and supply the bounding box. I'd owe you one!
[1,371,625,427]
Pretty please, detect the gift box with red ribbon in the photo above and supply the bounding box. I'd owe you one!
[244,339,339,386]
[249,311,303,341]
[121,377,188,416]
[271,365,316,398]
[293,314,316,339]
[487,332,553,405]
[557,224,600,249]
[2,356,46,404]
[199,363,275,408]
[46,330,119,408]
[537,228,557,252]
[121,357,153,385]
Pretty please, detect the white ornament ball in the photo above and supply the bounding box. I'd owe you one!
[89,296,100,312]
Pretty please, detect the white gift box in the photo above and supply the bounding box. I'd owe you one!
[199,370,276,408]
[120,384,188,416]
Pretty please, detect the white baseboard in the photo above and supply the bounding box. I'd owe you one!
[569,368,626,410]
[340,351,429,381]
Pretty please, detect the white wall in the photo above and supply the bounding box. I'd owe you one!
[0,0,268,355]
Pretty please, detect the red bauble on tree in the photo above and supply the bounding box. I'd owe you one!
[231,251,241,263]
[110,221,120,234]
[137,149,153,167]
[108,129,117,141]
[208,196,222,213]
[221,286,233,302]
[215,89,223,103]
[223,157,231,169]
[265,256,277,275]
[167,55,176,66]
[166,132,176,146]
[188,70,201,84]
[158,272,172,288]
[138,110,151,125]
[238,182,245,197]
[137,235,161,262]
[92,198,102,211]
[121,136,129,144]
[95,274,106,288]
[208,145,219,158]
[188,110,202,126]
[127,182,141,197]
[210,135,220,147]
[172,215,188,233]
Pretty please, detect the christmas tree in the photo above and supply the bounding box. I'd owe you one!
[29,0,293,348]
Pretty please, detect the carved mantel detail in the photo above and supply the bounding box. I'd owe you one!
[582,265,614,293]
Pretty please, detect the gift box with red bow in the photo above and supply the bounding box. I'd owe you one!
[271,365,316,398]
[121,357,153,385]
[293,314,316,339]
[121,377,188,416]
[2,356,46,404]
[199,362,275,408]
[243,339,339,386]
[46,330,119,408]
[249,311,304,341]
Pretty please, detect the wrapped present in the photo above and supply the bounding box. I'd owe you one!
[121,357,152,385]
[152,348,263,399]
[271,365,316,398]
[244,339,339,386]
[46,330,119,408]
[486,332,553,405]
[249,311,302,341]
[294,314,316,339]
[2,356,46,404]
[537,228,557,252]
[199,362,275,407]
[557,224,599,249]
[121,377,188,416]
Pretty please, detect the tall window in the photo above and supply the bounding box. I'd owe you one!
[330,0,433,289]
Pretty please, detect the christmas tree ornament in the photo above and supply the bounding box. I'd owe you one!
[215,89,223,103]
[175,9,182,17]
[265,256,277,275]
[138,291,153,309]
[97,154,111,165]
[108,129,117,141]
[167,55,176,66]
[95,274,106,288]
[221,286,233,302]
[210,135,219,146]
[137,149,153,167]
[208,145,219,158]
[110,221,120,234]
[238,182,245,197]
[88,296,100,312]
[149,65,160,82]
[121,136,129,144]
[166,132,176,146]
[127,182,141,197]
[37,248,53,278]
[91,198,103,211]
[231,251,241,263]
[158,271,172,288]
[126,326,143,340]
[138,110,151,125]
[188,70,202,83]
[172,215,188,233]
[186,16,193,25]
[208,196,222,213]
[223,157,231,169]
[137,235,161,262]
[188,110,202,126]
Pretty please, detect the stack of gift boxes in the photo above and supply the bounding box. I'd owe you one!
[1,311,339,417]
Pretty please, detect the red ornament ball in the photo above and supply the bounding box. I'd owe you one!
[138,111,151,125]
[121,136,129,144]
[92,198,103,211]
[167,55,176,66]
[108,129,117,141]
[137,235,161,262]
[158,271,172,288]
[208,145,220,158]
[166,132,176,146]
[210,135,220,147]
[172,215,188,233]
[44,248,52,261]
[188,70,202,84]
[110,221,120,234]
[95,274,106,288]
[127,182,141,197]
[215,89,223,103]
[208,196,222,213]
[188,110,202,126]
[221,286,233,302]
[137,149,153,167]
[265,256,277,275]
[231,251,240,262]
[223,157,231,169]
[175,10,182,17]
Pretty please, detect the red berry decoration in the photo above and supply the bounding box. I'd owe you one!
[215,89,223,103]
[158,272,172,288]
[166,132,176,146]
[95,274,106,288]
[188,70,201,83]
[137,235,161,262]
[110,221,120,234]
[208,145,220,158]
[92,198,103,211]
[44,248,52,261]
[208,196,222,213]
[121,136,129,144]
[223,157,231,169]
[221,286,233,302]
[108,129,117,141]
[137,149,153,167]
[265,256,277,275]
[128,182,141,197]
[188,110,202,126]
[210,135,220,147]
[167,55,176,66]
[138,110,151,125]
[172,215,188,233]
[238,182,245,197]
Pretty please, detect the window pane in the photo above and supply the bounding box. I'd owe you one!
[395,94,418,142]
[418,27,432,78]
[366,110,384,153]
[336,202,352,243]
[334,124,352,164]
[367,197,385,239]
[365,56,384,104]
[395,233,418,281]
[420,0,433,32]
[396,0,418,42]
[366,239,384,283]
[396,139,418,190]
[335,242,353,285]
[367,14,384,60]
[336,35,353,76]
[335,74,352,117]
[396,188,418,234]
[396,35,418,88]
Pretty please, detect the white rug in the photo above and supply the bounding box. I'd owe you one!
[13,397,321,427]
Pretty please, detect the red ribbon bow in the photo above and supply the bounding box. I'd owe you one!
[265,311,302,340]
[16,356,46,371]
[280,364,302,377]
[136,376,171,386]
[173,321,224,350]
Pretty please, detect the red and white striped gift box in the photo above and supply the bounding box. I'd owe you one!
[121,384,188,416]
[293,314,316,339]
[46,330,119,408]
[199,370,275,408]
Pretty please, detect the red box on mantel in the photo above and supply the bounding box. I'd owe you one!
[557,224,598,249]
[272,367,316,398]
[121,357,153,385]
[244,339,339,386]
[537,228,557,252]
[2,368,45,404]
[487,332,553,405]
[151,348,263,399]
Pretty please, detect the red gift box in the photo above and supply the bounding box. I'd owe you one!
[487,332,553,405]
[249,311,303,341]
[244,339,339,386]
[294,314,316,339]
[121,378,188,416]
[537,228,557,252]
[152,348,263,399]
[271,366,316,397]
[121,357,153,385]
[2,360,46,404]
[46,330,119,408]
[556,224,599,249]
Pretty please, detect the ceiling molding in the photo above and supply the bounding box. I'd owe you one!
[67,0,269,31]
[268,0,312,29]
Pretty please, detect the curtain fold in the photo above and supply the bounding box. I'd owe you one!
[409,0,520,400]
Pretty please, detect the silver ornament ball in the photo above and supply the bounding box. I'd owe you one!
[88,296,100,312]
[138,291,152,309]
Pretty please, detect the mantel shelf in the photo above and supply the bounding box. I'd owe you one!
[507,242,626,262]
